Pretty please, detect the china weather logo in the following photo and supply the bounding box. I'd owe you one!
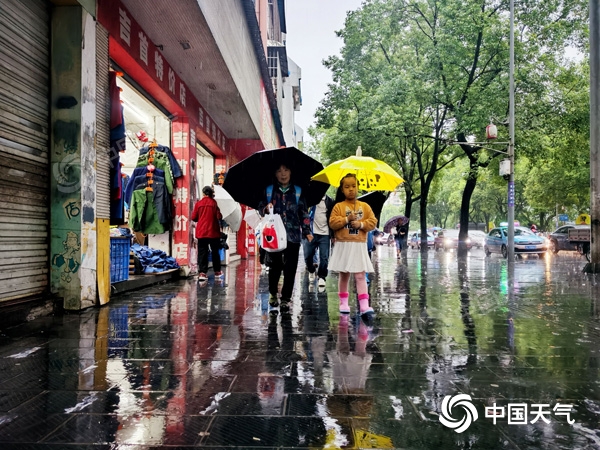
[439,394,479,433]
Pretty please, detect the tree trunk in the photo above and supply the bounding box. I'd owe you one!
[458,165,478,256]
[405,197,413,221]
[420,189,429,251]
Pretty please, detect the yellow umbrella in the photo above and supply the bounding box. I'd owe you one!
[354,430,394,448]
[311,146,404,191]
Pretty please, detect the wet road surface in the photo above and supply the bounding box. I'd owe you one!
[0,246,599,449]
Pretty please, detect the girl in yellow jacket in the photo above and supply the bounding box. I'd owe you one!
[328,173,377,317]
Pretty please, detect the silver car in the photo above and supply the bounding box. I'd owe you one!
[547,225,578,254]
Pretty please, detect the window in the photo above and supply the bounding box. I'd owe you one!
[267,49,279,78]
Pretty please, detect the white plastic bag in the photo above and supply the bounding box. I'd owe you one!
[259,207,287,252]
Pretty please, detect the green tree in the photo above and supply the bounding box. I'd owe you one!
[313,0,588,246]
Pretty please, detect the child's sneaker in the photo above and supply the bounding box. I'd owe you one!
[214,271,224,279]
[198,273,207,282]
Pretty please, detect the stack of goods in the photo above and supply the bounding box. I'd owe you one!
[124,140,182,235]
[130,243,179,274]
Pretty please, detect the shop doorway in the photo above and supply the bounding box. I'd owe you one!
[116,77,172,254]
[195,143,215,191]
[117,79,171,173]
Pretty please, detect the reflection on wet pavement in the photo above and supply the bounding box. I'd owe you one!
[0,247,599,449]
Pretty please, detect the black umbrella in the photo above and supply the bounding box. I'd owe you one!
[383,215,410,233]
[358,191,388,226]
[222,147,329,209]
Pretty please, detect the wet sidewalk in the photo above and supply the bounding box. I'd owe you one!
[1,246,599,449]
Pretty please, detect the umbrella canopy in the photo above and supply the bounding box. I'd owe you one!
[213,185,242,232]
[222,146,329,209]
[383,215,410,233]
[358,191,388,226]
[243,208,262,230]
[311,146,404,191]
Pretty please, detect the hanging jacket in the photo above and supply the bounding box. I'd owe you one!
[136,152,175,193]
[139,144,183,178]
[129,190,167,234]
[191,196,222,239]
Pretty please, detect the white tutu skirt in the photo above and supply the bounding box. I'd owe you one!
[328,241,374,273]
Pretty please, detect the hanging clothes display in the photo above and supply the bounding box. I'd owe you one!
[128,140,183,235]
[138,144,182,178]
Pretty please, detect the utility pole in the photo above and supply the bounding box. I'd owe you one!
[507,0,515,266]
[589,0,600,272]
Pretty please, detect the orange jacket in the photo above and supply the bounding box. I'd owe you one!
[329,200,376,243]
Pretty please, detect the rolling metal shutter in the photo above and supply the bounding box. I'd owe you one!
[0,0,50,302]
[96,24,111,219]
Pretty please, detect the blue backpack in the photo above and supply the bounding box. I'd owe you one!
[266,184,301,204]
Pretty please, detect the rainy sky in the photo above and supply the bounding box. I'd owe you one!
[285,0,364,137]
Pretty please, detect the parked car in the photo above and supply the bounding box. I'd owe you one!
[409,231,434,249]
[468,230,487,249]
[434,229,473,251]
[374,231,394,246]
[547,225,578,254]
[484,226,547,258]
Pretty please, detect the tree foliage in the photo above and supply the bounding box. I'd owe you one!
[312,0,589,235]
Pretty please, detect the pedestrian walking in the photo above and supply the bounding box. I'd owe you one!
[191,186,224,282]
[328,173,377,318]
[258,163,313,308]
[303,194,334,288]
[394,221,409,258]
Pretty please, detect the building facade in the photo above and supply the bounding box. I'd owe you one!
[0,0,301,319]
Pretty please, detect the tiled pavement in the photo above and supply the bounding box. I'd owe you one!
[0,246,599,449]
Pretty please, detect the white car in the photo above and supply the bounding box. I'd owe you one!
[408,231,434,249]
[375,232,394,245]
[468,230,487,249]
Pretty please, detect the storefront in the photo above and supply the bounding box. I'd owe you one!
[97,0,232,294]
[2,0,287,316]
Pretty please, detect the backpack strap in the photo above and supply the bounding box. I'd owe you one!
[295,186,301,204]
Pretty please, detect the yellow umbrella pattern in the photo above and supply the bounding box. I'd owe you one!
[311,146,404,191]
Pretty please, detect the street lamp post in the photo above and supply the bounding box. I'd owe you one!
[507,0,516,265]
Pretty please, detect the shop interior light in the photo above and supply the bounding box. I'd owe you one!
[122,98,150,123]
